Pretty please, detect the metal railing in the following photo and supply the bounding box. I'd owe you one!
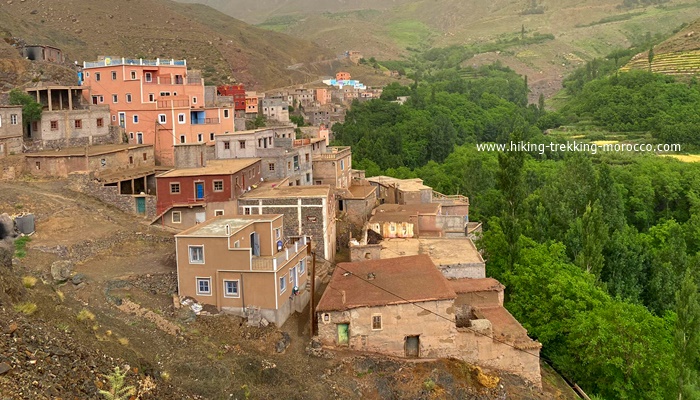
[191,118,220,125]
[84,57,186,68]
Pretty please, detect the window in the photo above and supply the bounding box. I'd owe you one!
[129,132,134,139]
[213,180,223,192]
[306,173,311,183]
[126,93,132,103]
[315,180,322,185]
[96,118,104,128]
[99,95,104,103]
[223,141,230,150]
[100,158,106,167]
[136,132,143,144]
[279,275,287,294]
[10,114,18,125]
[50,120,58,130]
[130,71,137,80]
[214,210,224,216]
[196,277,211,295]
[192,96,198,104]
[197,133,203,142]
[112,94,118,103]
[160,91,170,97]
[340,160,345,170]
[148,93,155,102]
[305,153,310,162]
[111,71,117,80]
[178,113,185,124]
[287,161,292,170]
[275,228,281,239]
[223,280,239,297]
[293,155,299,170]
[158,114,166,124]
[142,153,147,161]
[223,109,229,118]
[35,161,40,170]
[299,259,306,275]
[95,72,101,81]
[133,115,139,123]
[372,315,382,330]
[233,240,240,248]
[239,141,245,149]
[189,246,204,264]
[269,163,275,171]
[129,156,133,164]
[74,119,82,129]
[145,72,152,82]
[179,135,185,144]
[210,133,215,141]
[170,183,180,194]
[172,211,182,223]
[112,115,117,122]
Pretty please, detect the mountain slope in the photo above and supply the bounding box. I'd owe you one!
[176,0,700,99]
[0,0,333,89]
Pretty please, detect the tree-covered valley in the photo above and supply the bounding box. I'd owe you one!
[331,47,700,399]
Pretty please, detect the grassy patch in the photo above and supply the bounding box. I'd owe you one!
[14,302,37,315]
[577,12,645,27]
[118,337,130,346]
[77,308,96,322]
[22,276,37,288]
[14,236,31,258]
[662,154,700,163]
[387,20,433,49]
[256,15,301,32]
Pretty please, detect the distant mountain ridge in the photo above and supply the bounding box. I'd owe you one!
[0,0,333,90]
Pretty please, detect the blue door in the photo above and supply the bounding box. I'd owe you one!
[195,182,204,200]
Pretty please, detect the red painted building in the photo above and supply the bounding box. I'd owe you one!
[153,158,262,230]
[217,85,246,112]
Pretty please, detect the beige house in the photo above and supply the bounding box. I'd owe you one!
[0,105,23,157]
[316,255,541,387]
[175,215,310,326]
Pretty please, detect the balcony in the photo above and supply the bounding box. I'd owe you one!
[250,237,309,271]
[313,146,351,161]
[191,117,220,125]
[84,57,186,68]
[157,99,190,108]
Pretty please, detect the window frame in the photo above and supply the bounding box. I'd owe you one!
[299,259,306,275]
[213,180,224,192]
[223,141,230,150]
[10,114,18,125]
[279,275,287,294]
[158,114,167,124]
[111,71,117,80]
[74,119,82,129]
[96,118,104,128]
[178,113,186,124]
[223,280,240,298]
[112,94,118,103]
[189,245,205,264]
[133,115,139,124]
[196,277,211,296]
[50,120,59,130]
[214,210,224,217]
[223,109,230,118]
[172,211,182,224]
[170,182,181,194]
[372,314,383,331]
[126,93,132,103]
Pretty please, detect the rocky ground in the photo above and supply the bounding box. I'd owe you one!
[0,176,578,399]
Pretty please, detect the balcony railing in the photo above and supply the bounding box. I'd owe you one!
[191,118,220,125]
[250,237,309,271]
[84,57,186,68]
[313,146,351,161]
[157,99,190,108]
[158,77,202,85]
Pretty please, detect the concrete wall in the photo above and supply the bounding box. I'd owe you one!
[156,201,239,231]
[174,143,207,169]
[0,136,22,157]
[26,146,154,178]
[435,215,467,234]
[0,107,24,154]
[68,172,157,218]
[349,243,382,262]
[344,193,376,228]
[29,107,112,147]
[437,262,486,279]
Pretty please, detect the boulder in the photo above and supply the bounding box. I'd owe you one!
[50,260,74,282]
[0,213,17,241]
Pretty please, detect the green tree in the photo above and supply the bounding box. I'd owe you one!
[99,367,135,400]
[675,269,700,399]
[8,88,42,123]
[575,201,607,277]
[496,130,526,270]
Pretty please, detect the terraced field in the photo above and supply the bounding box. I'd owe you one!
[621,50,700,75]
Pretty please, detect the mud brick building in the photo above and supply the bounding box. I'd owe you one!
[0,106,23,157]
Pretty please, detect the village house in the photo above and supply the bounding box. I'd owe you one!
[80,57,235,166]
[0,105,23,157]
[315,255,541,387]
[214,126,327,186]
[245,91,259,117]
[152,144,262,230]
[22,44,64,64]
[336,71,351,81]
[314,88,332,106]
[367,176,470,219]
[368,203,469,238]
[216,84,246,115]
[261,98,290,123]
[24,85,114,150]
[175,214,311,326]
[238,181,337,262]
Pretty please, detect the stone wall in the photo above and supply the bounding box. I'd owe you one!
[345,195,376,229]
[68,172,156,218]
[349,243,382,262]
[437,262,486,279]
[27,108,115,151]
[0,136,22,157]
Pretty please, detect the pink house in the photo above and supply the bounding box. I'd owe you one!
[81,57,235,166]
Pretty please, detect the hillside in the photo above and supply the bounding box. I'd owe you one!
[176,0,700,99]
[0,0,334,90]
[622,17,700,75]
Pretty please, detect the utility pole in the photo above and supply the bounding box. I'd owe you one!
[309,248,316,337]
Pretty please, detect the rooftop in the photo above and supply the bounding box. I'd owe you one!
[216,126,294,137]
[347,184,376,199]
[367,176,431,191]
[379,237,484,266]
[317,254,457,312]
[84,57,186,69]
[241,181,331,199]
[176,215,282,237]
[157,159,260,178]
[26,144,152,158]
[472,306,541,350]
[96,165,169,184]
[450,278,504,294]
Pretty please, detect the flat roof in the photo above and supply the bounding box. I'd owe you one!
[367,176,431,191]
[347,184,376,199]
[241,182,331,199]
[373,203,441,215]
[379,238,484,266]
[157,159,260,178]
[96,165,169,183]
[176,215,282,237]
[473,306,540,350]
[450,278,504,294]
[316,254,457,312]
[26,144,152,158]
